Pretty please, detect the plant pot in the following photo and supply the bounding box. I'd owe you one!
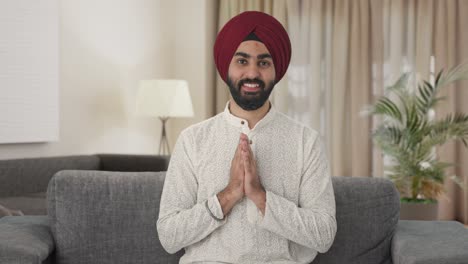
[400,202,438,220]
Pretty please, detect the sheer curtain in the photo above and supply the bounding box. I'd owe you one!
[214,0,468,223]
[284,0,376,178]
[287,0,468,223]
[381,0,468,223]
[431,0,468,223]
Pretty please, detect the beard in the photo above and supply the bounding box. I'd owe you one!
[227,77,275,111]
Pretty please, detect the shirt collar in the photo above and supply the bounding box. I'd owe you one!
[222,100,277,131]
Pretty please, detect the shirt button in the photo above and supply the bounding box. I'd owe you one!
[241,121,245,125]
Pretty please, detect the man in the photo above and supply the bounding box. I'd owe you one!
[157,11,336,264]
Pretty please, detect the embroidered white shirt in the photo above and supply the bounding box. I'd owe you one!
[157,101,337,264]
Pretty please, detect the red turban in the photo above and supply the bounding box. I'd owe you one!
[214,11,292,83]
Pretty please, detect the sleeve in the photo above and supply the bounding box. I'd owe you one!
[156,129,227,254]
[255,130,337,253]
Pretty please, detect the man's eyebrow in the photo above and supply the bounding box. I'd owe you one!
[257,53,272,60]
[234,52,272,60]
[234,52,250,58]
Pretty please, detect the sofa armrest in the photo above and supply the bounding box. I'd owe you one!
[96,153,170,172]
[0,216,54,264]
[391,220,468,264]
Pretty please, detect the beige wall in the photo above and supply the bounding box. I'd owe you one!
[0,0,216,159]
[168,0,217,148]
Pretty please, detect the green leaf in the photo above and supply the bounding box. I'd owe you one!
[435,69,443,87]
[366,62,468,201]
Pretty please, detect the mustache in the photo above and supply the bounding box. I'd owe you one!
[238,78,265,90]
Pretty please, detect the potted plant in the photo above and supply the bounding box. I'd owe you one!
[364,64,468,220]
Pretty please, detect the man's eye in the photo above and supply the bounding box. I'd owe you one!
[237,59,247,64]
[259,61,270,67]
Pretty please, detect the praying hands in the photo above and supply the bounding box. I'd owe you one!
[217,133,266,217]
[240,133,266,215]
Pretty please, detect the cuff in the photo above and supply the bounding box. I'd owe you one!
[246,192,267,226]
[206,194,226,221]
[256,190,277,229]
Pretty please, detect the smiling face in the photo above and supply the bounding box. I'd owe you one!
[227,40,276,111]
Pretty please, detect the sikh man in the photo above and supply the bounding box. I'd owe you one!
[157,11,337,264]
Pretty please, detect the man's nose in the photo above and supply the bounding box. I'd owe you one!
[244,63,261,79]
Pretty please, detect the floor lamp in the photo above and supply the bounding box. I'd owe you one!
[136,80,194,155]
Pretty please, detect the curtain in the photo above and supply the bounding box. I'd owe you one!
[431,0,468,223]
[214,0,468,223]
[382,0,468,223]
[285,0,375,178]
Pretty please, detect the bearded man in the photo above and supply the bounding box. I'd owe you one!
[157,11,336,264]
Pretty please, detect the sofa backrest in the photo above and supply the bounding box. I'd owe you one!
[0,155,100,197]
[47,171,399,264]
[96,154,170,172]
[0,154,171,198]
[0,154,171,217]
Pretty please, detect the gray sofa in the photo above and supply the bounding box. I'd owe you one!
[0,154,170,216]
[1,155,467,264]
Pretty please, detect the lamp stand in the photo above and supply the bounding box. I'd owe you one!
[159,117,170,155]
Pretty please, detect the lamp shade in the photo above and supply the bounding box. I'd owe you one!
[135,79,194,117]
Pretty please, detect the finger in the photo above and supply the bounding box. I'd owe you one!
[236,144,244,168]
[246,139,253,155]
[242,148,250,165]
[243,162,249,175]
[245,146,257,172]
[240,133,247,140]
[240,134,249,149]
[245,141,250,154]
[244,140,254,164]
[236,139,242,156]
[233,142,245,169]
[250,147,256,167]
[239,136,245,152]
[238,135,246,154]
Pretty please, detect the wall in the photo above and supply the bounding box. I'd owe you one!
[168,0,217,148]
[0,0,216,159]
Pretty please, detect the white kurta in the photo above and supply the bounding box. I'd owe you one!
[157,101,337,264]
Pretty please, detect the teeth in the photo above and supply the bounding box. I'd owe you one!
[244,83,259,88]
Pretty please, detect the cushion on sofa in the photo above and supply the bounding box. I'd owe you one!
[312,176,400,264]
[47,170,183,264]
[0,215,54,264]
[392,220,468,264]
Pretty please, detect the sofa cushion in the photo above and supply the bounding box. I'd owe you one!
[312,176,400,264]
[392,220,468,264]
[0,215,54,264]
[47,170,183,264]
